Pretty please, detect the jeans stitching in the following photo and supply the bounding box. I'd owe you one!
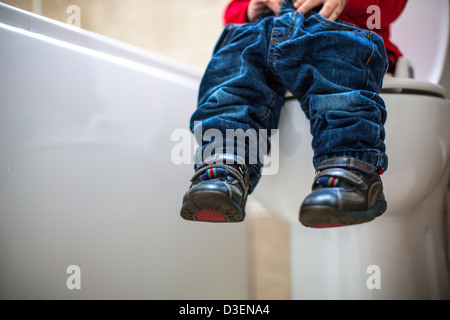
[366,31,375,65]
[275,11,298,42]
[255,106,272,121]
[312,14,369,37]
[269,30,279,74]
[269,12,297,81]
[214,25,239,54]
[363,152,387,159]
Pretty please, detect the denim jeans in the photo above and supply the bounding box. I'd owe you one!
[191,0,389,193]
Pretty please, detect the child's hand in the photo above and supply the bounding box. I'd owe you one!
[294,0,347,21]
[247,0,283,22]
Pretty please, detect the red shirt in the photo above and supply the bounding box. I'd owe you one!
[224,0,408,71]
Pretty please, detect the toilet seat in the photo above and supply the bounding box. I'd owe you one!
[381,55,448,99]
[382,77,448,99]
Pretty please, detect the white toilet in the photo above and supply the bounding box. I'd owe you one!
[253,0,450,299]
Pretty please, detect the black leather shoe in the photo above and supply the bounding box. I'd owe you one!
[180,162,250,223]
[299,157,387,228]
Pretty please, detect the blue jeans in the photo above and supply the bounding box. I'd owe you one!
[191,0,389,193]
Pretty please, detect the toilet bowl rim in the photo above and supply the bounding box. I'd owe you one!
[381,77,448,99]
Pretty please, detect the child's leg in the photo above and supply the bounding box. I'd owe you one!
[191,20,286,193]
[272,8,388,171]
[181,19,285,222]
[271,4,389,227]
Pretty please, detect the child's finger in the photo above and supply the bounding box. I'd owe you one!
[327,9,341,21]
[296,0,322,15]
[293,0,306,9]
[319,2,338,20]
[266,0,281,15]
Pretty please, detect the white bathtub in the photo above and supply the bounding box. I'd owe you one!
[0,3,248,299]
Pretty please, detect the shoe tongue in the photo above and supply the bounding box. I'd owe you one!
[201,167,230,180]
[316,176,342,188]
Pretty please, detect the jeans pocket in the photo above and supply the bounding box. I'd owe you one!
[213,24,240,55]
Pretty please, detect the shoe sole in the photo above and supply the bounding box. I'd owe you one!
[299,200,387,228]
[180,190,245,223]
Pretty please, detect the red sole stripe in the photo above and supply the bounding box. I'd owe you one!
[315,223,346,228]
[196,210,227,222]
